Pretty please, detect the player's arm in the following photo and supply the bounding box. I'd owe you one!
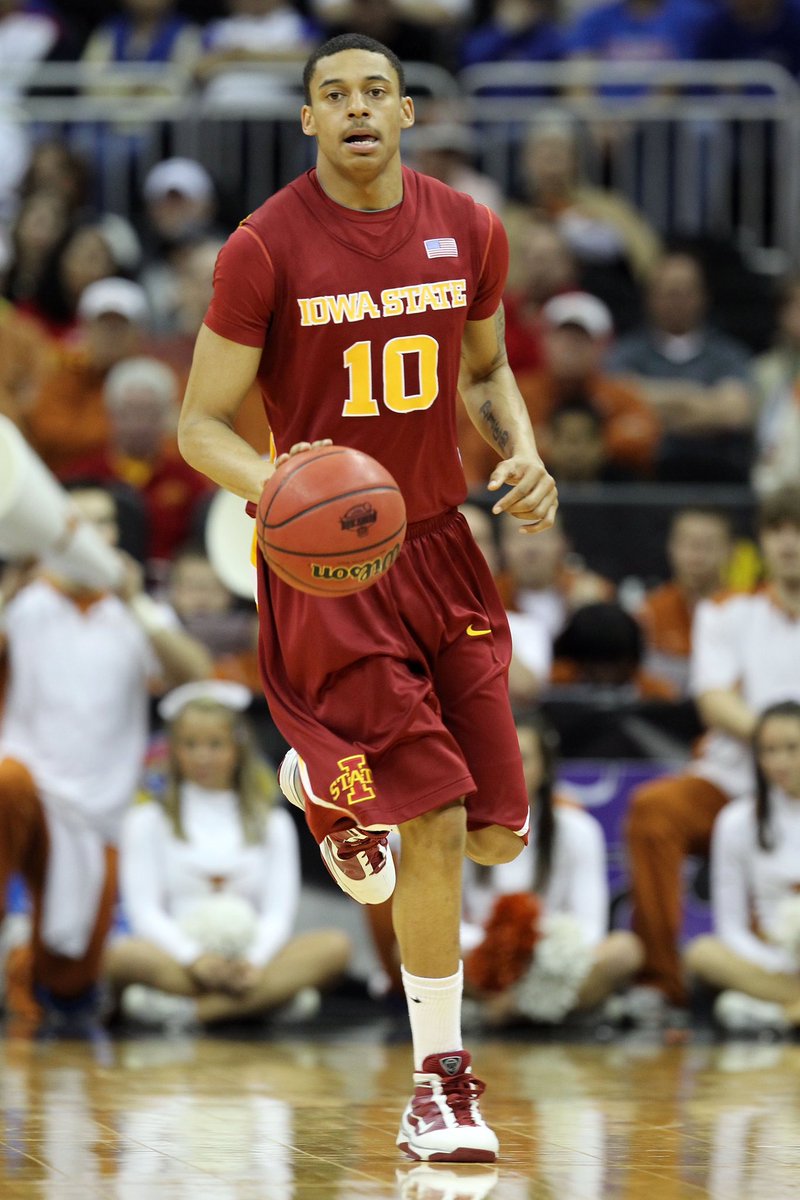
[177,325,272,505]
[459,304,558,531]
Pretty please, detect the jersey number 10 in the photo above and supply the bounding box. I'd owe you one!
[342,335,440,416]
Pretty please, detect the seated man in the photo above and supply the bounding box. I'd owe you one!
[608,251,755,482]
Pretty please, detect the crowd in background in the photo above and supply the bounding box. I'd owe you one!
[1,0,800,1042]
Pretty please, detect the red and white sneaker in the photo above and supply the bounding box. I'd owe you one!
[396,1051,499,1163]
[278,748,395,905]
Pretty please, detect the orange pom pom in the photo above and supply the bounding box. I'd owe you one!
[464,892,542,994]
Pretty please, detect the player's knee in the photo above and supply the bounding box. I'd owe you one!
[400,801,466,861]
[465,824,523,866]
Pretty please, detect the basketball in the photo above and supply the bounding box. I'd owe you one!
[256,445,407,597]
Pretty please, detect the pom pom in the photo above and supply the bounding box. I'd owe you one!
[179,894,258,959]
[464,892,541,993]
[771,894,800,966]
[512,913,592,1023]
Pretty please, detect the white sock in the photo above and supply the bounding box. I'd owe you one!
[401,962,463,1071]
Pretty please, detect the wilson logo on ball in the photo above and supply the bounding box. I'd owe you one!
[340,502,378,537]
[311,543,402,584]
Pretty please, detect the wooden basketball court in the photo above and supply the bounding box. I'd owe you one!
[2,1027,799,1198]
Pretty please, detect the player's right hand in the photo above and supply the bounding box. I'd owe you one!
[273,438,333,468]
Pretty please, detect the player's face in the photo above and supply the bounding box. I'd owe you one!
[171,707,240,792]
[757,714,800,798]
[301,49,414,180]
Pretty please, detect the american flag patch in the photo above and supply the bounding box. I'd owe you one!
[424,237,458,259]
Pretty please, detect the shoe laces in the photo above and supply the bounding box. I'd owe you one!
[331,828,387,865]
[434,1071,486,1125]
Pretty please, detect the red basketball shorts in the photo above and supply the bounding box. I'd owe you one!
[256,508,529,841]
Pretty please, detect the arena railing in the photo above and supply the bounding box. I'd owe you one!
[7,59,800,267]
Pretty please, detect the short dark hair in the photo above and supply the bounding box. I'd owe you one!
[758,486,800,532]
[303,34,406,105]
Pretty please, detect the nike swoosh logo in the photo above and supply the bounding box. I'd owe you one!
[466,624,491,637]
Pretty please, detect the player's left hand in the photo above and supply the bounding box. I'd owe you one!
[274,438,333,468]
[487,455,558,533]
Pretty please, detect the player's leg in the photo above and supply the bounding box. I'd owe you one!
[465,824,524,866]
[394,800,499,1164]
[278,748,396,904]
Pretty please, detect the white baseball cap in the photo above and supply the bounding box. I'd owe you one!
[542,291,613,339]
[78,277,149,324]
[143,157,214,203]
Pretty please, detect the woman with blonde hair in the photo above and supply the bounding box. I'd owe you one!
[105,681,351,1027]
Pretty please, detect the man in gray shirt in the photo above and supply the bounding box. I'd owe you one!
[608,252,754,482]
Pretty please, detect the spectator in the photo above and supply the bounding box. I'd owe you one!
[503,216,579,373]
[0,483,212,1030]
[194,0,319,106]
[26,276,151,475]
[607,251,755,482]
[138,159,222,331]
[637,507,734,699]
[694,0,800,82]
[63,356,214,574]
[459,0,565,71]
[526,291,660,475]
[312,0,472,68]
[464,711,643,1023]
[165,546,260,690]
[546,401,638,483]
[18,140,92,214]
[150,234,271,456]
[0,1,77,104]
[751,277,800,495]
[550,600,672,697]
[626,486,800,1015]
[406,120,505,213]
[2,189,72,308]
[106,681,351,1027]
[458,290,659,489]
[684,701,800,1035]
[0,256,51,430]
[81,0,202,89]
[506,113,662,290]
[567,0,706,95]
[19,220,123,341]
[499,513,614,641]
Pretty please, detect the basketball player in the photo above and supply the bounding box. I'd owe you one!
[178,34,557,1164]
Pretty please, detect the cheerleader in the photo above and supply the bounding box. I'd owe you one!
[105,681,351,1026]
[465,712,643,1023]
[684,700,800,1033]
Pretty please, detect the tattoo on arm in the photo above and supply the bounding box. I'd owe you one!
[487,305,507,373]
[480,399,510,451]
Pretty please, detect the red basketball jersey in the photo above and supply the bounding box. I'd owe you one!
[205,167,508,523]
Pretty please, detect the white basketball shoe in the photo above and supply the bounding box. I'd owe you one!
[278,748,395,905]
[396,1050,499,1163]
